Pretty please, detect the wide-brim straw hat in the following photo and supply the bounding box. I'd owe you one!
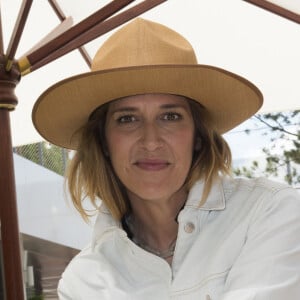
[32,18,263,150]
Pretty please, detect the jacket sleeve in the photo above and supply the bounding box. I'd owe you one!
[57,277,75,300]
[221,186,300,300]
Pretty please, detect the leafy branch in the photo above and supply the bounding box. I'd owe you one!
[233,110,300,186]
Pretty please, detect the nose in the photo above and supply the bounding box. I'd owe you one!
[139,122,163,151]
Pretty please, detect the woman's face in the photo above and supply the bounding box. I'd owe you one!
[105,94,195,203]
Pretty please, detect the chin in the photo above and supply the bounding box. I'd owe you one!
[128,181,183,201]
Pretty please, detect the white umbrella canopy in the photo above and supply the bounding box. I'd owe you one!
[2,0,300,147]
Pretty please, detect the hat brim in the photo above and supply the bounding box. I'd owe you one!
[32,64,263,149]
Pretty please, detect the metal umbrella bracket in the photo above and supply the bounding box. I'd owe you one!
[0,1,166,299]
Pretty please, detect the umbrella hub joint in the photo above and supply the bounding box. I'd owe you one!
[0,55,21,111]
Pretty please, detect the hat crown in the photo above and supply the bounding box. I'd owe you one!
[91,18,198,71]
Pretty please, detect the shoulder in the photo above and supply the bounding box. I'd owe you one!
[62,233,116,274]
[57,245,93,298]
[60,244,96,277]
[224,176,299,199]
[58,242,113,297]
[223,177,300,220]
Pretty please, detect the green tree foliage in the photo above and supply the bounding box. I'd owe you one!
[233,110,300,186]
[14,142,68,176]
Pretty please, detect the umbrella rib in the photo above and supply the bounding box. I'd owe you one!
[19,0,167,74]
[18,0,135,74]
[244,0,300,24]
[6,0,33,71]
[48,0,67,20]
[48,0,91,67]
[78,46,92,68]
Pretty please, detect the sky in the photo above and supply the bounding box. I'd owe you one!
[1,0,300,157]
[226,113,282,158]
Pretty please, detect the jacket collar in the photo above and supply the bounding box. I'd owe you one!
[92,177,228,247]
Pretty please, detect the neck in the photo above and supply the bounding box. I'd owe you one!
[126,187,188,254]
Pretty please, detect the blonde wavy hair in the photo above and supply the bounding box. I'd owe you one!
[66,97,232,221]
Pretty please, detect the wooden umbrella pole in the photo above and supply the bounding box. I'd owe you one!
[0,3,4,55]
[0,58,24,299]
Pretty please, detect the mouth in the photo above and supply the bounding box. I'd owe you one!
[134,159,170,171]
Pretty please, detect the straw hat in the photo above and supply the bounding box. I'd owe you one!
[32,18,263,150]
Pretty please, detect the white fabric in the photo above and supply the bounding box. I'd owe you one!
[58,177,300,299]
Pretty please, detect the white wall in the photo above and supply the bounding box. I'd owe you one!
[14,154,94,250]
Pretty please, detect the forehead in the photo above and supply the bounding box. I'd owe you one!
[108,94,190,110]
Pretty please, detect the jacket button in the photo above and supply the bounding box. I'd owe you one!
[184,222,195,233]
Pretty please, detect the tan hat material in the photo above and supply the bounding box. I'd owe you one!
[32,18,263,150]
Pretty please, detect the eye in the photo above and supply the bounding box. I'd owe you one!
[117,115,137,124]
[161,112,182,121]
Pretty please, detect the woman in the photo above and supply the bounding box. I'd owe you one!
[32,18,300,299]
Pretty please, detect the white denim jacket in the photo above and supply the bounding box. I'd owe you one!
[58,177,300,299]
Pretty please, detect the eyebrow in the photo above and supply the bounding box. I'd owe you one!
[110,103,189,114]
[110,107,137,114]
[160,103,188,110]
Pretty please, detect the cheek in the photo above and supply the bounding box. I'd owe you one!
[172,131,195,160]
[106,132,132,169]
[107,136,120,157]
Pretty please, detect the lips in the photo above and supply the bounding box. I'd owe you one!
[134,159,170,171]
